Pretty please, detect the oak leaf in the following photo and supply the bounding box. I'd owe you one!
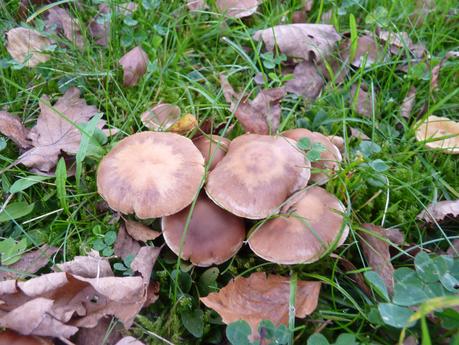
[0,111,31,149]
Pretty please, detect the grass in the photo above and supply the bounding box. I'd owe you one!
[1,0,459,344]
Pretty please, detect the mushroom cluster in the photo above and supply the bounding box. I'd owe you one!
[97,126,347,266]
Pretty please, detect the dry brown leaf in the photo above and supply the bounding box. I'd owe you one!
[401,86,416,119]
[169,114,198,134]
[124,220,161,242]
[253,24,340,62]
[119,46,149,87]
[327,135,345,153]
[200,272,321,335]
[0,245,58,281]
[89,4,111,46]
[285,61,324,99]
[360,224,395,294]
[187,0,208,11]
[431,51,459,90]
[115,223,141,259]
[335,255,371,296]
[349,127,370,140]
[74,317,123,345]
[45,7,84,49]
[216,0,260,18]
[220,75,285,134]
[116,336,145,345]
[292,0,314,23]
[385,228,405,246]
[55,250,113,278]
[415,115,459,154]
[343,33,383,68]
[0,111,31,149]
[417,199,459,223]
[6,28,51,67]
[377,30,412,54]
[18,88,101,173]
[0,330,53,345]
[141,103,181,130]
[447,239,459,257]
[351,84,374,117]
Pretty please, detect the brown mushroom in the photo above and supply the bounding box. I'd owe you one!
[415,115,459,154]
[162,194,245,266]
[282,128,342,185]
[97,132,205,219]
[248,186,348,264]
[193,135,230,170]
[205,134,310,219]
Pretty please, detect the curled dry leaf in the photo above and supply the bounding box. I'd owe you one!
[168,114,198,134]
[0,111,31,149]
[187,0,208,11]
[216,0,260,18]
[292,0,314,23]
[0,330,53,345]
[55,250,113,278]
[141,103,181,130]
[89,4,111,46]
[417,199,459,224]
[0,245,58,281]
[116,336,145,345]
[327,135,345,153]
[334,255,371,296]
[351,84,374,118]
[415,115,459,154]
[400,86,416,119]
[285,61,324,100]
[74,317,123,345]
[220,75,285,134]
[253,24,340,62]
[431,51,459,91]
[6,28,51,67]
[45,7,84,49]
[115,222,141,259]
[343,33,383,68]
[201,272,321,335]
[18,88,104,173]
[447,239,459,257]
[124,219,161,242]
[119,46,149,87]
[360,224,395,294]
[350,127,370,140]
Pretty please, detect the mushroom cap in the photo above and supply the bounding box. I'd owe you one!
[141,103,181,130]
[193,135,231,170]
[162,194,245,267]
[282,128,342,185]
[205,134,311,219]
[415,115,459,154]
[248,186,348,264]
[97,132,205,219]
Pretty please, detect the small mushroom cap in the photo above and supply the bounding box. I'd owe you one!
[193,135,230,170]
[415,115,459,154]
[162,194,245,267]
[97,132,205,219]
[205,134,311,219]
[282,128,342,185]
[248,186,348,264]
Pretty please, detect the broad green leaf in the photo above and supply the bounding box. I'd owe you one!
[297,137,311,150]
[0,201,34,223]
[0,237,27,265]
[9,175,49,194]
[369,159,389,172]
[93,239,106,251]
[364,271,389,301]
[349,14,357,62]
[104,231,117,246]
[307,333,330,345]
[171,269,192,293]
[393,267,430,306]
[181,309,204,338]
[226,320,251,345]
[378,303,415,328]
[358,141,381,158]
[334,333,358,345]
[113,262,127,271]
[102,247,113,256]
[440,272,459,292]
[415,252,447,283]
[0,137,6,151]
[55,157,68,213]
[198,267,219,295]
[437,308,459,330]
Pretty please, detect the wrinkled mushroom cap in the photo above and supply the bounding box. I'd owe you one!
[205,134,310,219]
[282,128,342,185]
[97,132,205,219]
[415,115,459,154]
[248,186,348,264]
[162,194,245,267]
[193,135,230,170]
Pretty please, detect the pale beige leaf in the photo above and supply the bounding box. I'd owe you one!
[216,0,259,18]
[415,116,459,154]
[125,220,161,242]
[350,127,369,140]
[115,223,141,259]
[45,7,84,49]
[401,87,416,119]
[74,317,123,345]
[187,0,208,11]
[0,111,31,149]
[417,199,459,223]
[141,103,181,130]
[119,46,149,87]
[0,330,53,345]
[89,4,111,46]
[253,24,340,62]
[55,250,113,278]
[201,272,321,334]
[285,61,324,99]
[6,28,51,67]
[351,84,373,118]
[116,336,145,345]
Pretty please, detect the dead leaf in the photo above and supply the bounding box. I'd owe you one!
[89,4,111,46]
[0,111,31,149]
[124,220,161,242]
[187,0,208,11]
[327,135,345,153]
[415,116,459,154]
[349,127,369,140]
[55,250,113,278]
[119,46,149,87]
[220,75,285,134]
[401,87,416,119]
[377,30,413,55]
[334,255,371,296]
[403,335,419,345]
[385,228,405,246]
[141,103,181,130]
[115,223,141,259]
[130,246,161,285]
[253,24,340,62]
[168,114,198,134]
[74,317,123,345]
[431,51,459,91]
[446,239,459,257]
[351,84,373,117]
[0,330,53,345]
[417,199,459,224]
[0,245,58,281]
[116,336,145,345]
[292,0,314,23]
[285,61,324,99]
[201,272,321,335]
[45,7,84,49]
[5,28,51,67]
[216,0,260,18]
[343,33,383,68]
[360,224,395,294]
[18,88,101,173]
